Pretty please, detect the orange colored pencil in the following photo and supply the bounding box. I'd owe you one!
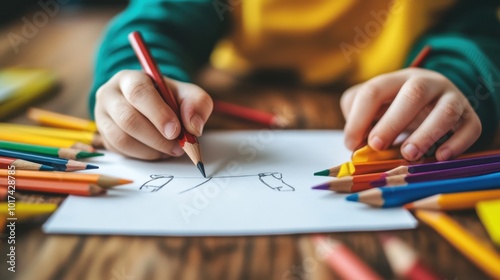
[0,178,105,196]
[314,235,383,280]
[312,173,383,193]
[0,187,7,201]
[404,189,500,211]
[0,169,132,188]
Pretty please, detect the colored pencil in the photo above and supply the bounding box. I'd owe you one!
[476,199,500,246]
[372,161,500,187]
[346,172,500,208]
[128,31,206,177]
[385,153,500,176]
[0,188,7,201]
[0,156,54,171]
[0,140,103,160]
[213,100,289,128]
[27,107,98,132]
[0,149,98,171]
[0,129,95,152]
[409,45,432,68]
[352,145,401,162]
[405,189,500,210]
[0,202,58,220]
[313,235,382,280]
[0,169,132,188]
[0,179,106,196]
[379,234,441,280]
[314,158,432,178]
[0,123,103,147]
[0,69,57,120]
[312,173,383,193]
[415,210,500,279]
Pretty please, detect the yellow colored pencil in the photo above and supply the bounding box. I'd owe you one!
[0,123,103,147]
[0,202,57,220]
[415,210,500,279]
[405,189,500,210]
[352,145,402,162]
[0,130,95,152]
[27,107,98,132]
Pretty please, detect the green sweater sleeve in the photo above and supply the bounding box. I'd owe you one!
[88,0,225,119]
[406,0,500,150]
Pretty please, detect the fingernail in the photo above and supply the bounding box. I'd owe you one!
[439,147,453,161]
[370,136,384,151]
[190,115,204,136]
[172,145,184,156]
[403,143,421,160]
[164,121,178,139]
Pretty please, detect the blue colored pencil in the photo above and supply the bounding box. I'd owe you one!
[0,148,98,172]
[346,172,500,208]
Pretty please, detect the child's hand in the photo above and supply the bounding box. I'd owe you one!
[340,68,481,161]
[94,70,213,160]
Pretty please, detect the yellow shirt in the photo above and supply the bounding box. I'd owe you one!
[211,0,455,85]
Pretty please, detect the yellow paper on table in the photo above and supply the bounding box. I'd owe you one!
[0,68,57,120]
[476,199,500,246]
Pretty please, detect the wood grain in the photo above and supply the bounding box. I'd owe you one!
[0,7,498,280]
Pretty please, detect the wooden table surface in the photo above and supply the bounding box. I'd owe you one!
[0,7,498,280]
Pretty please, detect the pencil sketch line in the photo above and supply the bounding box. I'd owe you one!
[139,172,295,193]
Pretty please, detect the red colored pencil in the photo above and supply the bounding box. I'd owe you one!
[314,235,383,280]
[213,100,289,127]
[380,234,441,280]
[128,31,206,177]
[409,45,432,67]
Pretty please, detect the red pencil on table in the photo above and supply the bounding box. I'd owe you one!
[314,235,383,280]
[380,234,441,280]
[213,100,289,127]
[128,31,206,177]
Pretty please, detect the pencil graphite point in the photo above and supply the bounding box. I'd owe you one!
[86,164,99,170]
[314,169,330,176]
[346,193,359,202]
[312,182,330,190]
[197,162,206,178]
[77,151,105,159]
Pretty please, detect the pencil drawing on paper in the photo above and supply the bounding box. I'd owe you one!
[139,172,295,193]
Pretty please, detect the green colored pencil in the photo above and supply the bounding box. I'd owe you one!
[0,140,103,160]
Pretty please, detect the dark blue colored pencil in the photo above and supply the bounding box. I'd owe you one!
[0,148,98,171]
[346,172,500,208]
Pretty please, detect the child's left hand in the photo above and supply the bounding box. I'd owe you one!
[340,68,481,161]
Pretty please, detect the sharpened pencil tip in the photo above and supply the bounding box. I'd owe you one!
[312,183,330,190]
[78,151,105,158]
[86,164,99,170]
[346,193,359,202]
[314,169,330,176]
[197,162,206,178]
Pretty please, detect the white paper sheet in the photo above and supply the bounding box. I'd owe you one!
[43,130,417,236]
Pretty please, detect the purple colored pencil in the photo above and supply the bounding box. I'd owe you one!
[371,161,500,187]
[409,154,500,173]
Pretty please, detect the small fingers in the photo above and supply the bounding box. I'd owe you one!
[170,78,213,137]
[117,70,181,140]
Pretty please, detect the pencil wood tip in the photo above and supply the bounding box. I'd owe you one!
[314,169,330,176]
[197,162,206,178]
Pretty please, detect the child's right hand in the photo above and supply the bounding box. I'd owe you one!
[94,70,213,160]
